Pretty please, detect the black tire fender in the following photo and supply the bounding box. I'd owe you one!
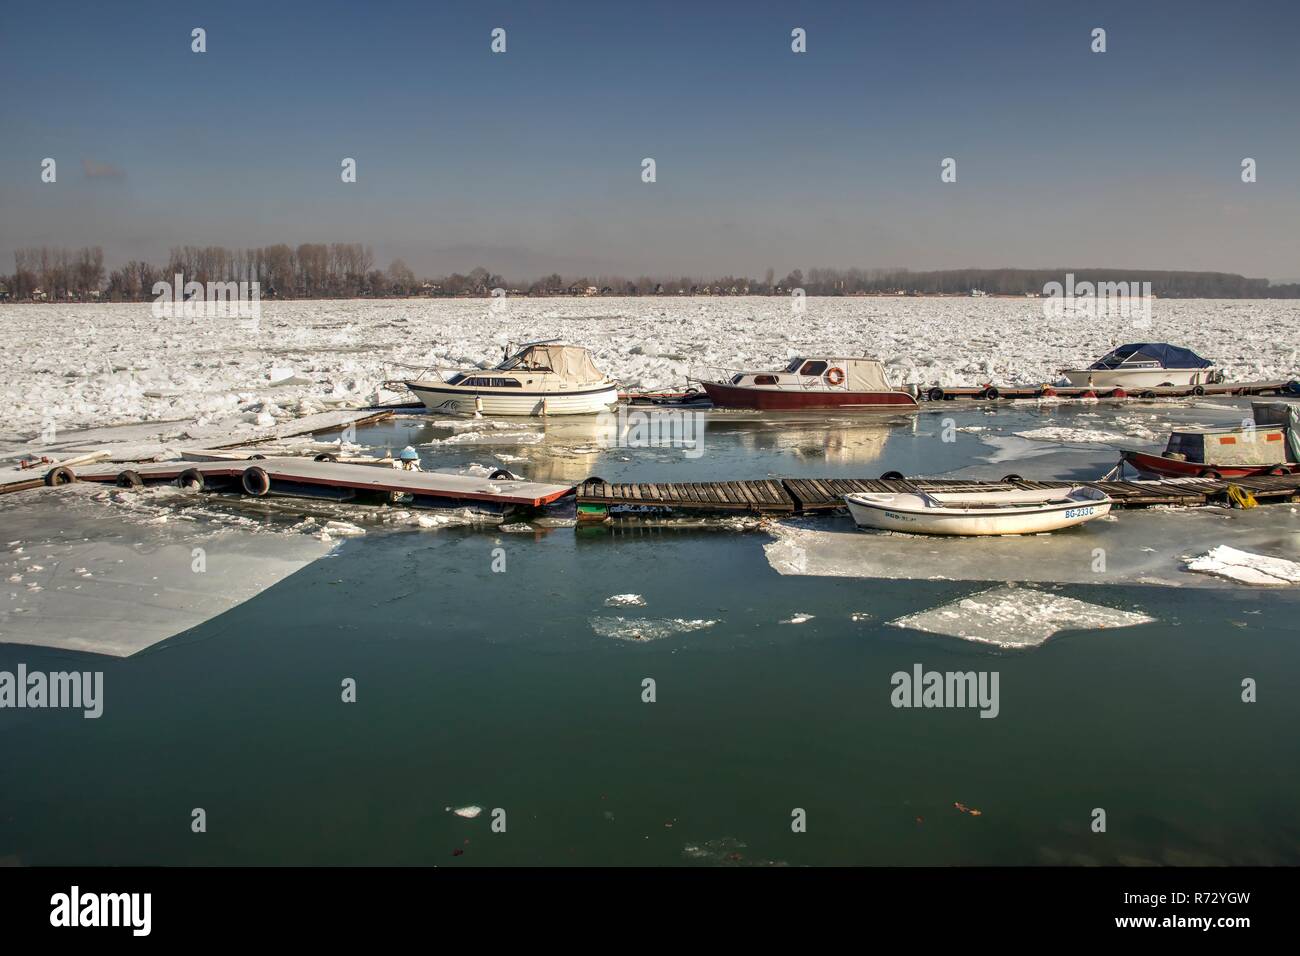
[241,465,271,496]
[44,465,76,486]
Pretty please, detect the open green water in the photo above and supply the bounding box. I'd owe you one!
[2,400,1298,865]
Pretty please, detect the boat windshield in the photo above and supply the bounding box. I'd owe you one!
[1090,346,1155,370]
[1089,343,1213,371]
[496,349,554,372]
[785,357,805,372]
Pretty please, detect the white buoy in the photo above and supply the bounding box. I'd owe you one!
[474,394,483,418]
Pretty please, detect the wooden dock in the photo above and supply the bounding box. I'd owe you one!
[578,478,795,512]
[577,472,1300,517]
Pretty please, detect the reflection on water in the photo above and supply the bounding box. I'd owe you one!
[357,400,1273,490]
[358,407,923,483]
[701,411,907,466]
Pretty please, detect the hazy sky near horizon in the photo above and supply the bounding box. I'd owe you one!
[2,0,1298,280]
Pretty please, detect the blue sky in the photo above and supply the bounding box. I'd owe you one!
[2,0,1298,279]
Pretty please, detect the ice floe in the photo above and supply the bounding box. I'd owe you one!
[1184,546,1300,586]
[889,585,1156,648]
[589,616,718,642]
[604,593,647,607]
[764,507,1300,589]
[1012,427,1129,445]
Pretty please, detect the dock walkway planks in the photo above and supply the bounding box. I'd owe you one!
[577,473,1300,515]
[578,478,794,512]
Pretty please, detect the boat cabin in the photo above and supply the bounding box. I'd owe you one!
[1164,425,1288,467]
[728,357,895,391]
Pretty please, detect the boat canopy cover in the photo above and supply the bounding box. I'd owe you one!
[1089,343,1213,370]
[1253,401,1300,462]
[839,358,893,392]
[501,344,606,384]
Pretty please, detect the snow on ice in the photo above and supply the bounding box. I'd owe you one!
[1184,546,1300,586]
[889,586,1157,648]
[2,296,1297,438]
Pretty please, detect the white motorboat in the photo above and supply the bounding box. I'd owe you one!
[1061,343,1219,389]
[405,342,619,416]
[844,485,1112,536]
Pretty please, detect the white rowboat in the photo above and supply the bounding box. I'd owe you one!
[844,485,1112,536]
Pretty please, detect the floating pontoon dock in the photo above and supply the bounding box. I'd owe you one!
[7,456,1300,521]
[48,457,574,509]
[922,380,1298,402]
[576,473,1300,518]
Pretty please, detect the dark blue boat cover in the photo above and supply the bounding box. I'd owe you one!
[1090,343,1213,370]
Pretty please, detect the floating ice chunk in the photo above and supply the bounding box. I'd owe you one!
[499,523,534,533]
[890,586,1155,648]
[605,593,647,607]
[450,805,482,819]
[781,612,815,624]
[1184,546,1300,586]
[1013,427,1128,444]
[590,617,717,642]
[322,520,366,536]
[426,430,543,446]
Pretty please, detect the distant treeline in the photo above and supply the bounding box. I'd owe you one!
[4,245,1299,301]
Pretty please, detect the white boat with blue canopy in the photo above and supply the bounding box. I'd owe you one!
[1062,343,1220,389]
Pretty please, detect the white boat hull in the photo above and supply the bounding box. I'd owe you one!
[408,383,619,417]
[1061,367,1215,389]
[845,489,1112,536]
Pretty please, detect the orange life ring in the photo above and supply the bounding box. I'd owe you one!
[825,367,846,386]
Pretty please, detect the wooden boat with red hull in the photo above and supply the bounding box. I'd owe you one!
[1121,406,1298,478]
[697,357,919,411]
[1120,449,1291,480]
